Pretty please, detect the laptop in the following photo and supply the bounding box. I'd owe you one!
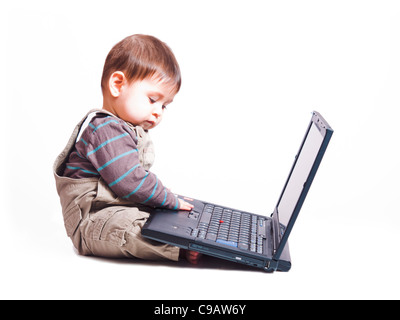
[142,111,333,272]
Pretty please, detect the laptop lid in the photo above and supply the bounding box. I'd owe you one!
[272,111,333,259]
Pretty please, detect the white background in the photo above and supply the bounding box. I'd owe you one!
[1,0,399,300]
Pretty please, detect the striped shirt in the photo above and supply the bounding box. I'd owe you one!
[64,113,179,210]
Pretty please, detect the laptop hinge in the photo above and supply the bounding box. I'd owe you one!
[266,260,279,272]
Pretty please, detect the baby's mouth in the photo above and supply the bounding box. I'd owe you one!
[145,120,156,128]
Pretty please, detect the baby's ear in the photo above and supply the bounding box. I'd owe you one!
[109,71,126,97]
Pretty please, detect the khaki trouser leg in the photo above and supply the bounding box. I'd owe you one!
[79,205,180,261]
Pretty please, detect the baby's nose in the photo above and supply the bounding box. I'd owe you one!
[152,104,163,118]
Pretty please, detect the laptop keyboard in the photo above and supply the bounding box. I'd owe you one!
[190,204,266,254]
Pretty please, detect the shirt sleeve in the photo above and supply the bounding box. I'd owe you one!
[75,116,179,210]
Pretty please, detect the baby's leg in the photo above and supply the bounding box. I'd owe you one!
[80,206,180,261]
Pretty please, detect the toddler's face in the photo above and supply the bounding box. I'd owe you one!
[115,77,176,130]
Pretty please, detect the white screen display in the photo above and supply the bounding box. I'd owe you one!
[277,123,324,227]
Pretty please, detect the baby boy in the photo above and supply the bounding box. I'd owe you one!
[53,34,201,264]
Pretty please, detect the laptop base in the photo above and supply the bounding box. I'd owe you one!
[142,202,292,272]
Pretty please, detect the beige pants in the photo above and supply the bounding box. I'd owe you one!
[53,109,180,261]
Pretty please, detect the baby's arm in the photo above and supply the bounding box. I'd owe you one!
[77,117,191,210]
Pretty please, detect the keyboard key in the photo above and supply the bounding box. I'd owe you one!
[228,237,239,243]
[238,243,249,250]
[208,225,218,232]
[200,211,212,224]
[191,228,199,237]
[218,230,229,238]
[206,233,217,241]
[217,235,228,241]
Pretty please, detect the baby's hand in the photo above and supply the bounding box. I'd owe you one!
[178,198,194,211]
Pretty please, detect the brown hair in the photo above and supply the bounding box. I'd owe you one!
[101,34,181,94]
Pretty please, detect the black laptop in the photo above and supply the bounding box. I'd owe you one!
[142,111,333,272]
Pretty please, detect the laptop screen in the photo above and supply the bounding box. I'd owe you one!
[274,112,333,258]
[277,122,324,226]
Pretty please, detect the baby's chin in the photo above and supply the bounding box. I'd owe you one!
[139,120,158,130]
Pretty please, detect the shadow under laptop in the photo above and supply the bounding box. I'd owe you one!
[74,247,263,273]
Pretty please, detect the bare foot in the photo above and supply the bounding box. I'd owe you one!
[180,249,202,265]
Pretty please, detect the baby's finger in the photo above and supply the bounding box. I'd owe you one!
[178,199,194,211]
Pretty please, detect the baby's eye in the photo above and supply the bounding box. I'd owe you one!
[149,98,156,104]
[162,105,167,110]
